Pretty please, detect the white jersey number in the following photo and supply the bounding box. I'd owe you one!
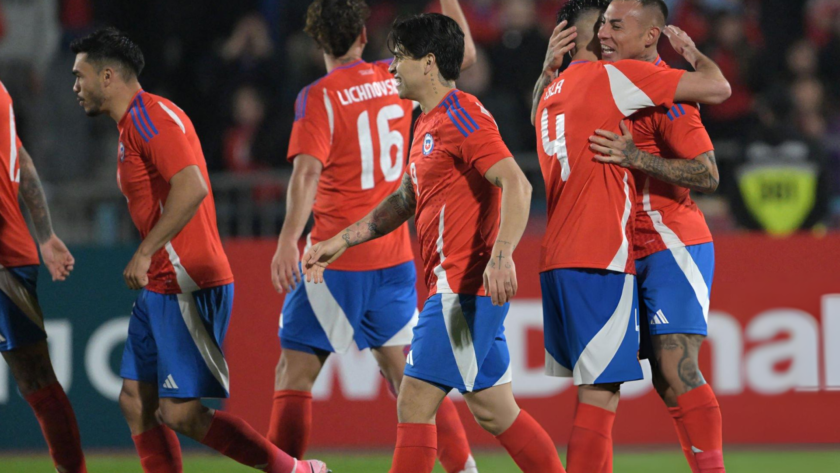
[540,109,570,182]
[358,104,405,190]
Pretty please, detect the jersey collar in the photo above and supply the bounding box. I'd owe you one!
[118,89,145,129]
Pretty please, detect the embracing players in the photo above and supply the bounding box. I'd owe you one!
[302,13,565,473]
[269,1,478,472]
[586,1,725,471]
[71,28,328,473]
[533,0,730,471]
[0,83,86,472]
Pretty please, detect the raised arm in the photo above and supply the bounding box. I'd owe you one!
[123,165,208,289]
[666,26,732,105]
[590,121,720,193]
[18,146,74,281]
[302,172,416,283]
[483,157,533,306]
[441,0,477,70]
[531,21,577,125]
[271,154,323,293]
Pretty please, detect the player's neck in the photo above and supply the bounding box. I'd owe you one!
[637,48,660,64]
[417,74,455,114]
[324,52,363,73]
[571,51,598,63]
[108,82,143,123]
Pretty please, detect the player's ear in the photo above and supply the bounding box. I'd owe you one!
[424,53,435,75]
[359,26,368,46]
[646,26,661,47]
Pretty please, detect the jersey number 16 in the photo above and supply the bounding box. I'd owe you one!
[357,104,405,190]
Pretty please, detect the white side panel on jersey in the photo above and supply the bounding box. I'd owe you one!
[177,293,230,393]
[158,102,186,134]
[605,64,656,117]
[382,308,419,347]
[642,178,711,320]
[164,242,200,293]
[9,105,18,182]
[545,349,573,377]
[304,273,356,353]
[573,273,636,385]
[441,293,479,392]
[324,88,334,145]
[433,205,452,294]
[0,266,44,329]
[607,172,632,272]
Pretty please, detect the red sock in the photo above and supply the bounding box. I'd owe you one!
[131,425,183,473]
[389,423,437,473]
[267,390,312,458]
[566,403,614,473]
[678,385,725,473]
[669,407,699,473]
[495,410,565,473]
[435,397,472,472]
[201,410,296,473]
[25,383,87,473]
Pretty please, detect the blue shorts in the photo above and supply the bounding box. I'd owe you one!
[0,265,46,352]
[636,243,714,358]
[279,261,418,354]
[120,284,234,398]
[404,293,511,394]
[541,268,642,385]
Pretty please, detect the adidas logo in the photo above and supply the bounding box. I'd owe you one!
[650,309,670,325]
[162,374,179,390]
[406,350,415,366]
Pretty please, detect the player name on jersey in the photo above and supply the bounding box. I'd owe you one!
[336,78,399,106]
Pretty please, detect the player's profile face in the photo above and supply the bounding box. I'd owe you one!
[388,47,423,100]
[72,54,106,117]
[598,1,647,62]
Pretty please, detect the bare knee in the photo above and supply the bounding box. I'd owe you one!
[468,402,507,435]
[3,342,58,396]
[157,399,210,439]
[578,383,621,412]
[652,333,707,397]
[463,384,520,436]
[650,360,679,407]
[275,349,327,392]
[397,377,445,424]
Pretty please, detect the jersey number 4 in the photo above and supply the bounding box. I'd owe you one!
[357,104,404,190]
[540,109,570,181]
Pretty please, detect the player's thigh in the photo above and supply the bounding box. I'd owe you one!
[462,382,520,435]
[360,261,418,351]
[397,375,448,424]
[275,347,330,391]
[2,340,57,396]
[542,269,642,385]
[651,332,706,395]
[371,345,407,393]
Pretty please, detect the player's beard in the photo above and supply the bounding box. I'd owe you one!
[83,90,106,117]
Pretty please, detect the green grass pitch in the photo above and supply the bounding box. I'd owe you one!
[2,450,839,472]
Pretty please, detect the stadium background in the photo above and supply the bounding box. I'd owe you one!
[1,0,839,471]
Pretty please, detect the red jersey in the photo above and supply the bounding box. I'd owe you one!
[0,82,39,267]
[117,90,233,294]
[630,58,714,259]
[409,90,512,296]
[288,59,414,271]
[536,60,685,274]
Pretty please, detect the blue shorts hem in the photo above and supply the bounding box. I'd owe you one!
[404,367,503,395]
[280,336,334,356]
[647,327,708,337]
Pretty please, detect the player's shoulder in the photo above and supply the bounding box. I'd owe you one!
[126,91,190,143]
[438,89,491,138]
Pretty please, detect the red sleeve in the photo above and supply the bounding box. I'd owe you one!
[287,83,331,165]
[449,96,512,176]
[141,110,198,182]
[659,103,714,159]
[608,60,686,114]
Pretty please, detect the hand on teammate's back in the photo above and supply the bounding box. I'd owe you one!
[40,235,75,282]
[301,236,349,284]
[271,241,302,293]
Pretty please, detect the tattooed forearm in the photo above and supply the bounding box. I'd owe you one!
[18,150,54,243]
[340,174,416,248]
[624,145,719,193]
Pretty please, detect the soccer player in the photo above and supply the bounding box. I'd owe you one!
[532,0,730,471]
[269,1,478,471]
[71,28,328,473]
[0,84,86,472]
[585,1,724,471]
[302,13,566,473]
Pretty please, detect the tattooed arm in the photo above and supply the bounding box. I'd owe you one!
[531,21,578,126]
[18,147,75,281]
[589,121,720,193]
[483,157,532,306]
[302,173,416,283]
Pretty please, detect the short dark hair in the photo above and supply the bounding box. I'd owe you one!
[387,13,464,82]
[304,0,370,57]
[638,0,669,25]
[70,27,145,78]
[557,0,610,27]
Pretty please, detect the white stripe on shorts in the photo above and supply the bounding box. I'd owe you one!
[304,275,355,353]
[441,293,479,392]
[573,274,636,385]
[382,308,419,347]
[177,293,230,393]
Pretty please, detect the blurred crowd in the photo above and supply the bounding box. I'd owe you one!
[1,0,839,236]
